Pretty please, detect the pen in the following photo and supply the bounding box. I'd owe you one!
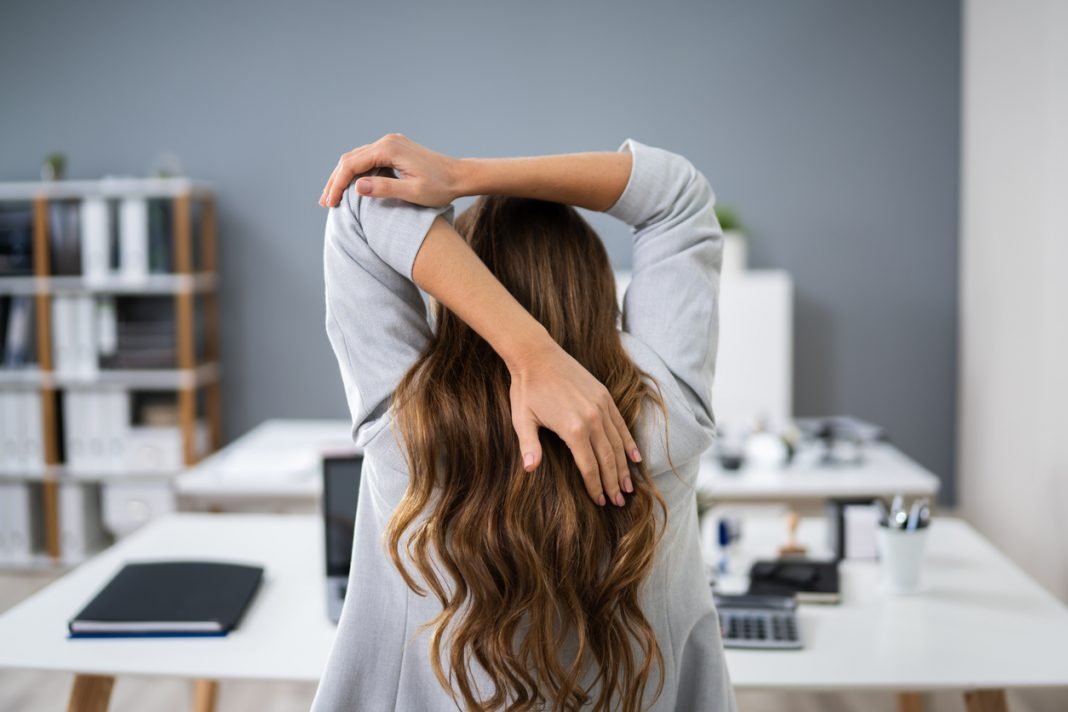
[906,500,923,530]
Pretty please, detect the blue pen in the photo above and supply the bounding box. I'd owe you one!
[718,519,731,574]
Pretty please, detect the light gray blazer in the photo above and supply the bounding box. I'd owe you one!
[312,140,736,711]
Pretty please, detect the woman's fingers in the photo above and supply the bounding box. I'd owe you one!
[590,424,622,507]
[599,405,630,503]
[567,437,606,506]
[513,413,543,472]
[355,175,411,201]
[323,148,377,207]
[605,405,639,493]
[607,403,641,464]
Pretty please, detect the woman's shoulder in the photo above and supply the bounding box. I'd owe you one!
[621,332,715,475]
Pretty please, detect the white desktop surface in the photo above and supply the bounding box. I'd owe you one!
[2,513,1067,692]
[175,419,352,500]
[707,515,1068,690]
[697,442,941,502]
[0,513,336,681]
[178,419,941,505]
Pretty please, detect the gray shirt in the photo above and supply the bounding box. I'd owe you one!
[312,140,736,711]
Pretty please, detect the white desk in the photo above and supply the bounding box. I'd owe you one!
[175,420,352,509]
[697,442,941,506]
[701,514,1068,694]
[0,514,334,683]
[177,419,942,512]
[2,513,1066,711]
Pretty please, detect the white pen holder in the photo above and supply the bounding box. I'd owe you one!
[877,526,929,594]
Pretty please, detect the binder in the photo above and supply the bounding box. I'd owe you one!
[68,561,264,637]
[74,296,98,376]
[3,391,24,472]
[84,392,107,472]
[0,393,11,471]
[51,295,73,375]
[23,389,44,471]
[119,198,149,282]
[104,389,129,466]
[2,295,33,367]
[3,482,37,564]
[96,296,118,358]
[58,482,104,564]
[80,198,111,284]
[0,483,11,562]
[63,390,88,473]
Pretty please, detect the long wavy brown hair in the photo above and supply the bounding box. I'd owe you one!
[388,196,667,711]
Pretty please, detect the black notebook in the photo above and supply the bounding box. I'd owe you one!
[69,561,264,638]
[747,559,841,604]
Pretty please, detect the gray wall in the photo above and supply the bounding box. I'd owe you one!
[0,1,961,500]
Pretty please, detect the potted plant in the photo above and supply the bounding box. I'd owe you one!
[715,204,747,275]
[41,152,66,181]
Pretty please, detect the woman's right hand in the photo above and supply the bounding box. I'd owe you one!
[507,336,642,508]
[319,133,460,209]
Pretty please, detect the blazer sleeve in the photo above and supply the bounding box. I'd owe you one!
[323,172,453,447]
[606,139,723,436]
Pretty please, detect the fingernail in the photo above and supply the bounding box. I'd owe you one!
[630,448,642,463]
[622,476,633,493]
[615,493,626,507]
[597,494,606,507]
[356,178,372,194]
[524,453,534,470]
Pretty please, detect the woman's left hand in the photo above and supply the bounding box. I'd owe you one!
[320,133,460,208]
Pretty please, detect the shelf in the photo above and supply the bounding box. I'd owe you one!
[0,362,220,389]
[0,466,184,483]
[1,177,220,568]
[0,368,41,385]
[0,547,107,572]
[0,273,217,295]
[0,552,74,572]
[0,177,212,202]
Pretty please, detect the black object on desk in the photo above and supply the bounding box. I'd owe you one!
[748,559,841,604]
[68,561,264,638]
[323,452,363,624]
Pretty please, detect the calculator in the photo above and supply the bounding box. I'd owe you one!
[713,593,802,650]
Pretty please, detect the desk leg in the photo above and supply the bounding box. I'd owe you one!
[193,679,218,712]
[67,674,115,712]
[897,692,924,712]
[964,689,1008,712]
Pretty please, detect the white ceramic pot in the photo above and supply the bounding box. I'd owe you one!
[877,526,930,594]
[722,230,748,274]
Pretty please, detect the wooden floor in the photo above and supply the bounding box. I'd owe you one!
[2,570,1063,712]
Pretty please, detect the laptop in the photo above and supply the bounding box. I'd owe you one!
[322,453,363,623]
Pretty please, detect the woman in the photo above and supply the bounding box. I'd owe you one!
[313,134,735,711]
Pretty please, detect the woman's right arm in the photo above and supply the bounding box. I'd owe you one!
[454,142,724,434]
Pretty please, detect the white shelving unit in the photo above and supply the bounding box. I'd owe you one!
[0,178,222,568]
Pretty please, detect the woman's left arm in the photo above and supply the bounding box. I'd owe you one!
[323,179,447,449]
[325,167,640,507]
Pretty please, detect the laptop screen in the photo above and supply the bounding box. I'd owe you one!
[322,454,362,577]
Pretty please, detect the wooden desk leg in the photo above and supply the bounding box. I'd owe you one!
[964,689,1008,712]
[67,674,115,712]
[897,691,924,712]
[193,679,219,712]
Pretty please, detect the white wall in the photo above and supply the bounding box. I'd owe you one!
[959,0,1068,607]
